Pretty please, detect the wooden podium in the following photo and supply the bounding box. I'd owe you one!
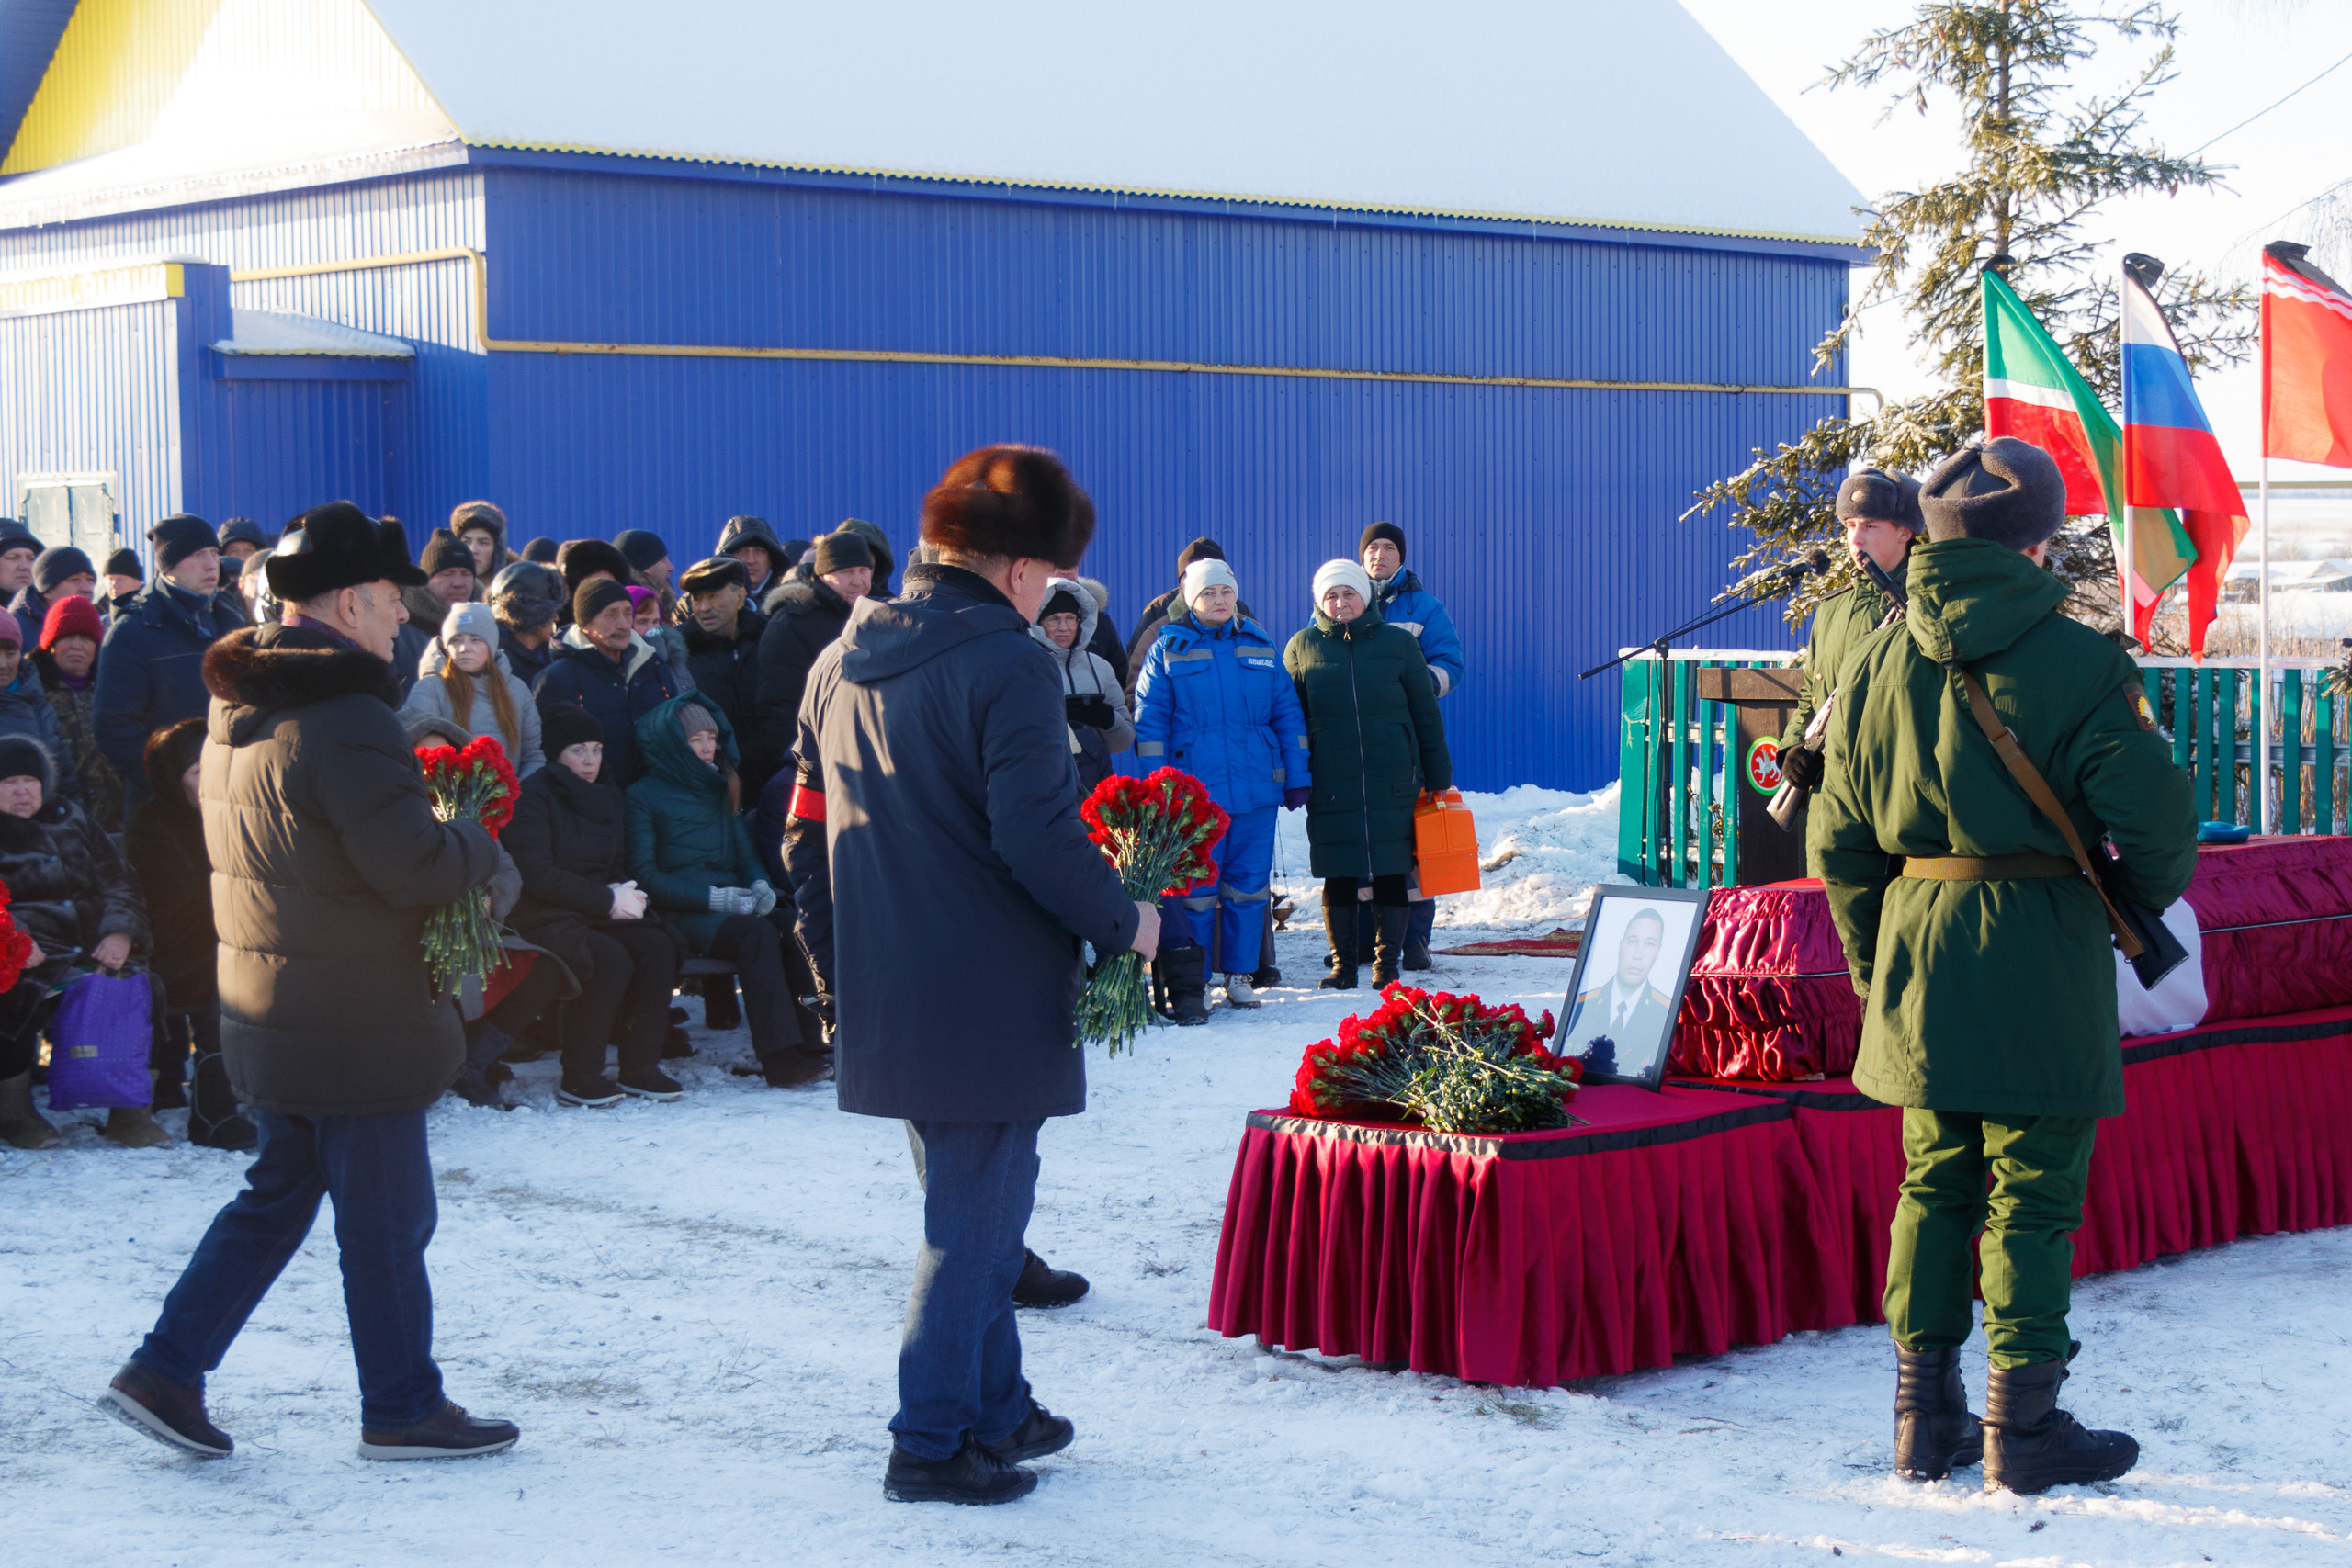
[1695,666,1808,886]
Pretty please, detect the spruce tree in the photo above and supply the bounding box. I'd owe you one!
[1690,1,2252,647]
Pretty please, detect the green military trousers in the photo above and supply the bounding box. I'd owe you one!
[1883,1108,2098,1369]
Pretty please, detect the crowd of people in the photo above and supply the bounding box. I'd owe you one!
[0,498,1463,1153]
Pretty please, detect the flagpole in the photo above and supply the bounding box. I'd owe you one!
[2121,254,2137,657]
[2259,452,2273,834]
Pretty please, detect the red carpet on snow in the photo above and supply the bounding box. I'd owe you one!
[1206,1005,2352,1388]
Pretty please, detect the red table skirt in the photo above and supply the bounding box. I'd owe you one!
[1207,1006,2352,1387]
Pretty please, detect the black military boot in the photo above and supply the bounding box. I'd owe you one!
[1159,945,1210,1026]
[1893,1346,1984,1481]
[1982,1348,2139,1495]
[1318,886,1358,990]
[1371,905,1409,987]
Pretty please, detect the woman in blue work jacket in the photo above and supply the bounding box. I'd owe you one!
[1132,558,1310,1022]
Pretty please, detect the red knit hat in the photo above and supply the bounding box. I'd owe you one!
[40,593,106,650]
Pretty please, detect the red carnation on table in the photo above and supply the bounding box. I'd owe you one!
[1073,768,1231,1055]
[0,881,34,994]
[414,735,526,998]
[1285,982,1580,1134]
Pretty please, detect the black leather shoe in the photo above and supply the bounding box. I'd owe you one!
[1012,1249,1089,1309]
[98,1362,232,1458]
[360,1400,520,1461]
[884,1436,1038,1505]
[761,1048,829,1088]
[1983,1349,2137,1495]
[1894,1346,1984,1480]
[980,1399,1074,1463]
[448,1067,514,1111]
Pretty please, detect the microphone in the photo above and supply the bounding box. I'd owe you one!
[1761,550,1834,593]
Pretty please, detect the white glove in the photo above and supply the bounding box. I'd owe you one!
[709,885,748,915]
[750,880,778,917]
[607,881,648,920]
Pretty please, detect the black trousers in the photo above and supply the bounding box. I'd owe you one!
[0,980,53,1079]
[563,923,680,1080]
[1325,873,1409,908]
[153,1002,223,1083]
[707,913,817,1060]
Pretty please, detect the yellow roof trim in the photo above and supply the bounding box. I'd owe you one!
[459,137,1867,252]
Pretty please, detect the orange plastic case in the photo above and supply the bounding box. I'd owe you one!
[1413,789,1482,896]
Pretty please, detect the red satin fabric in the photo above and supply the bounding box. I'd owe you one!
[2183,838,2352,1023]
[1670,881,1860,1081]
[1211,1007,2352,1384]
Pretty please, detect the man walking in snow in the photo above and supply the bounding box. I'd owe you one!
[97,502,520,1464]
[1810,437,2195,1495]
[795,446,1158,1505]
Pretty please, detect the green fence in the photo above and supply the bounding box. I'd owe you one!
[1617,653,2348,888]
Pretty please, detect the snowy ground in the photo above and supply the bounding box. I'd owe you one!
[7,786,2352,1566]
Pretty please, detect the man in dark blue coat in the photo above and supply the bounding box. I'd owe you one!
[796,446,1157,1506]
[95,514,248,809]
[531,578,680,786]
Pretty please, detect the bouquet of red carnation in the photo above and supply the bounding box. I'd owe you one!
[1289,982,1580,1134]
[414,735,523,998]
[0,880,35,993]
[1075,768,1230,1055]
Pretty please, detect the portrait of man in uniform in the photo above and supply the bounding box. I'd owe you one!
[1558,888,1704,1088]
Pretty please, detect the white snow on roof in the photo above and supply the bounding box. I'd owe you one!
[212,308,413,357]
[359,0,1864,243]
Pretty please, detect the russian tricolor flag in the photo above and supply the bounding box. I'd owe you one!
[2121,255,2247,656]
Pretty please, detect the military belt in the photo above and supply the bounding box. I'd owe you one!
[1898,852,2078,882]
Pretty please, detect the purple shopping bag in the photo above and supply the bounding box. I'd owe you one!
[44,972,154,1111]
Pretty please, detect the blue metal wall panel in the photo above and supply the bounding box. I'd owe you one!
[1,169,486,537]
[484,167,1835,789]
[0,293,181,556]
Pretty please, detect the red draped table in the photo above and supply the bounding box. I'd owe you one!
[1208,1005,2352,1387]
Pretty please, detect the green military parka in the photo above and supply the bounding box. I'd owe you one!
[1780,562,1905,757]
[1808,538,2197,1119]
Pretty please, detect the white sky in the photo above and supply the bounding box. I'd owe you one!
[1679,0,2352,482]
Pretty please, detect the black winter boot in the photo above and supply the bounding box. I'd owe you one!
[1012,1248,1090,1308]
[1371,905,1408,987]
[1893,1346,1984,1481]
[1318,886,1358,990]
[99,1362,232,1458]
[1159,945,1210,1026]
[1982,1348,2138,1495]
[884,1435,1037,1505]
[187,1050,258,1150]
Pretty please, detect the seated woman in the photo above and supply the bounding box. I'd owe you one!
[1285,561,1452,988]
[506,705,686,1106]
[400,602,545,777]
[0,735,161,1149]
[625,697,823,1087]
[123,719,254,1149]
[1133,558,1309,1021]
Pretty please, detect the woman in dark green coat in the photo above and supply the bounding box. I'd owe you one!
[1283,559,1451,988]
[625,696,825,1085]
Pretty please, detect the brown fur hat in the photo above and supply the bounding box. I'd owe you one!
[918,446,1094,570]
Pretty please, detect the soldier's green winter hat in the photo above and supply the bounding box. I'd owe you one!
[1919,437,2066,548]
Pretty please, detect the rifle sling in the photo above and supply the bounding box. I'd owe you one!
[1953,666,2145,960]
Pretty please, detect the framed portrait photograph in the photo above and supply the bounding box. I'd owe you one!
[1556,886,1709,1090]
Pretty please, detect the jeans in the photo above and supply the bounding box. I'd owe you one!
[891,1119,1043,1460]
[1883,1108,2098,1368]
[132,1109,445,1428]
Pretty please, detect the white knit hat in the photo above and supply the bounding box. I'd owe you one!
[1181,557,1238,606]
[1312,558,1374,609]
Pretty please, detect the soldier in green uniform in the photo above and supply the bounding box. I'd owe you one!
[1810,436,2196,1495]
[1776,468,1923,798]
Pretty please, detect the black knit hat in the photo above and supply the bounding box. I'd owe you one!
[1040,583,1085,622]
[1360,521,1407,562]
[811,533,872,576]
[1835,468,1927,535]
[420,529,476,577]
[33,547,95,592]
[150,513,220,570]
[523,536,560,563]
[614,529,670,571]
[1920,438,2067,548]
[540,703,605,758]
[0,522,37,558]
[833,519,894,589]
[218,517,266,550]
[678,556,751,595]
[559,538,633,599]
[266,502,428,601]
[105,548,142,581]
[782,537,813,563]
[0,734,52,790]
[573,577,634,628]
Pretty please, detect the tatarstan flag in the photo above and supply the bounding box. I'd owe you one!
[1983,269,2192,644]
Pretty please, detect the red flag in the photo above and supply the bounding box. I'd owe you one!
[2264,242,2352,468]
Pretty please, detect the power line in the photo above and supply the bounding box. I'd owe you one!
[2184,46,2352,158]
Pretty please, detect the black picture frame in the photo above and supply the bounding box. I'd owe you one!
[1556,885,1710,1091]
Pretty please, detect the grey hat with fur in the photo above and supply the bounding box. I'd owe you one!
[1919,437,2067,548]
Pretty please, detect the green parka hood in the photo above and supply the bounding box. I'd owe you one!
[1902,538,2071,669]
[633,693,741,798]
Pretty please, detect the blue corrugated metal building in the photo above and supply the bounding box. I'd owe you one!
[0,0,1869,789]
